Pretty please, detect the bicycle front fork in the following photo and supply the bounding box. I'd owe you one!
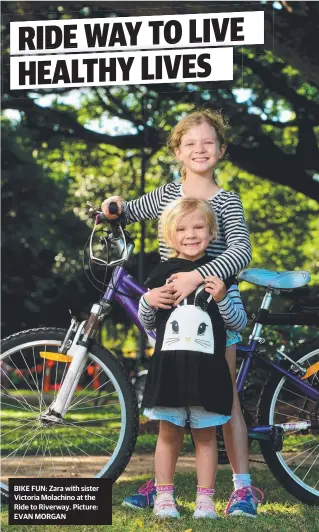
[41,301,111,423]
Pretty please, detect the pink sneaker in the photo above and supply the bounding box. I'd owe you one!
[193,495,218,519]
[153,493,180,518]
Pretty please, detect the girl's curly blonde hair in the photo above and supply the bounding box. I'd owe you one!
[159,197,218,258]
[167,108,229,181]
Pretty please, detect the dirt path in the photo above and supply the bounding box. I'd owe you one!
[121,452,271,479]
[0,453,269,484]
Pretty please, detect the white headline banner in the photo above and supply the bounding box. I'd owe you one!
[10,11,264,55]
[10,47,233,89]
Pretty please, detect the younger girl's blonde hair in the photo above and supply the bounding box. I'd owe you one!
[159,197,218,258]
[167,108,229,181]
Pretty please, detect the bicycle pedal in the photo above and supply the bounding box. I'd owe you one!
[248,426,284,451]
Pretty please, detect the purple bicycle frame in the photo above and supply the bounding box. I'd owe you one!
[103,265,156,343]
[102,266,319,438]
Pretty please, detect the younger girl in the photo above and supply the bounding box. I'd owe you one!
[138,197,247,519]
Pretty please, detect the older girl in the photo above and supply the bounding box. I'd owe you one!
[103,109,260,517]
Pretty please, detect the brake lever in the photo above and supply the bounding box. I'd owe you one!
[86,201,99,218]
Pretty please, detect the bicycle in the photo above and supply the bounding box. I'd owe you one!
[1,203,318,505]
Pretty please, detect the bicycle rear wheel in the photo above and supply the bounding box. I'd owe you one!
[258,338,319,505]
[0,328,139,499]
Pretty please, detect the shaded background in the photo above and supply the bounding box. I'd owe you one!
[2,1,319,356]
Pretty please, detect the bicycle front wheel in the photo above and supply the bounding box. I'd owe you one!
[0,328,139,499]
[257,338,319,505]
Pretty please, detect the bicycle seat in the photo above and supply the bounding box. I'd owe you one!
[238,269,311,289]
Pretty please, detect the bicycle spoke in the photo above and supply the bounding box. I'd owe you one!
[302,452,319,483]
[0,370,37,413]
[7,355,33,393]
[2,426,42,475]
[68,391,118,410]
[276,399,310,414]
[32,346,41,409]
[0,391,37,413]
[40,355,46,415]
[13,427,43,478]
[70,402,118,410]
[60,443,83,477]
[285,438,317,448]
[0,399,37,411]
[19,349,46,411]
[42,430,57,478]
[38,432,49,478]
[69,377,112,410]
[69,416,122,424]
[1,419,36,438]
[52,362,59,405]
[2,425,40,460]
[293,444,319,473]
[281,387,316,403]
[285,443,318,463]
[58,434,91,457]
[62,421,118,448]
[51,429,82,478]
[274,411,299,420]
[66,362,106,407]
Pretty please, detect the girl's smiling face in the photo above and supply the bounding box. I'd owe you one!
[175,121,225,178]
[173,209,213,261]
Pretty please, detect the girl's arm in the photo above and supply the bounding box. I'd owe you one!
[138,284,175,330]
[216,284,248,332]
[197,193,252,280]
[122,184,169,223]
[138,296,157,331]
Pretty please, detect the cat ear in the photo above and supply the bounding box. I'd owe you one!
[177,297,187,307]
[194,285,212,311]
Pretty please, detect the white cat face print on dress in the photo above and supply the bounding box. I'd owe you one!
[161,304,215,354]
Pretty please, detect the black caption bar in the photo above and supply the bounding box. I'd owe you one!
[9,478,112,525]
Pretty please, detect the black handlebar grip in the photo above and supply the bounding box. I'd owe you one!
[95,212,106,224]
[109,201,120,215]
[95,201,120,224]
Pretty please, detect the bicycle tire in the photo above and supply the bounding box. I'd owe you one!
[257,338,319,506]
[0,328,139,499]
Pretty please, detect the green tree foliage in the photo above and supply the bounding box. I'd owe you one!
[1,2,318,347]
[2,119,93,335]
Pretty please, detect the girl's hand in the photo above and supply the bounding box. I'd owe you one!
[101,196,123,219]
[204,276,227,302]
[144,286,175,309]
[167,270,203,306]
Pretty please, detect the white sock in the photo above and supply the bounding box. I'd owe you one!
[233,473,251,490]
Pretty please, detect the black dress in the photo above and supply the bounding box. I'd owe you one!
[142,256,234,415]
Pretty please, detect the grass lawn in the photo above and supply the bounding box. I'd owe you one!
[1,468,318,531]
[2,405,313,456]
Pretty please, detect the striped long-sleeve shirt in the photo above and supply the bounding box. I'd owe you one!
[138,284,247,332]
[122,183,251,281]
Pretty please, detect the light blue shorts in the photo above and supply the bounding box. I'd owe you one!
[143,406,231,428]
[226,330,241,347]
